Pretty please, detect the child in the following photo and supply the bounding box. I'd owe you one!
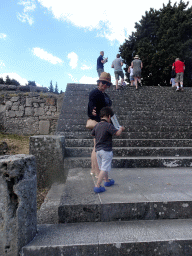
[91,106,125,193]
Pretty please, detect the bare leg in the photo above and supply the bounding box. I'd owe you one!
[91,139,100,176]
[96,170,110,187]
[134,77,138,89]
[116,79,119,90]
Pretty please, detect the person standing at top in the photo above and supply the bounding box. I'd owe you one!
[97,51,108,77]
[87,72,112,178]
[111,54,125,90]
[172,58,185,92]
[131,55,143,90]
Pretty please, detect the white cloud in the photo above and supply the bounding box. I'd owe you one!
[0,73,28,85]
[79,75,98,84]
[68,74,78,83]
[36,0,182,43]
[67,52,78,69]
[81,64,92,70]
[32,47,63,64]
[0,61,5,69]
[17,0,36,25]
[0,33,7,40]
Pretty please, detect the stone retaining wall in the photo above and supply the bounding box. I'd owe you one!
[0,91,64,135]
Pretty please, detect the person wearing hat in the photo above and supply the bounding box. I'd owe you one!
[131,55,143,90]
[87,72,112,177]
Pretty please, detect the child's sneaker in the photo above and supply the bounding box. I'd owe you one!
[94,186,106,193]
[104,179,115,187]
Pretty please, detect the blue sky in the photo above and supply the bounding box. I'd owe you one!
[0,0,185,92]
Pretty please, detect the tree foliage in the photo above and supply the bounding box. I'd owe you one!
[49,80,54,92]
[54,82,59,94]
[28,81,37,86]
[119,1,192,86]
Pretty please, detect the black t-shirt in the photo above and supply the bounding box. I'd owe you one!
[92,120,118,151]
[97,55,104,70]
[88,88,112,122]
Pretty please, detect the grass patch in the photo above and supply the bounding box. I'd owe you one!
[0,133,30,155]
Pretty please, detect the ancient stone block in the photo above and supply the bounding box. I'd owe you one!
[29,135,65,189]
[5,101,12,110]
[25,107,34,116]
[46,98,55,106]
[11,105,19,111]
[26,98,32,107]
[34,108,44,116]
[10,96,19,102]
[8,110,16,118]
[0,154,37,256]
[39,120,50,135]
[15,111,24,117]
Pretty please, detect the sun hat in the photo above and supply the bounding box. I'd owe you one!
[97,72,112,86]
[134,55,139,59]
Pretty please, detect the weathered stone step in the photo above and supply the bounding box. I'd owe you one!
[62,118,192,126]
[65,138,192,147]
[22,219,192,256]
[64,156,192,168]
[63,131,192,139]
[65,147,192,157]
[61,124,192,133]
[58,168,192,223]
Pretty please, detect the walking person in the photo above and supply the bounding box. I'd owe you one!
[87,72,112,178]
[97,51,108,77]
[92,107,125,193]
[111,54,125,90]
[172,58,185,91]
[128,65,134,86]
[131,55,143,90]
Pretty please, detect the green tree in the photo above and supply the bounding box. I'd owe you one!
[28,81,37,86]
[54,82,59,94]
[0,77,4,84]
[11,79,20,86]
[119,1,192,86]
[5,75,11,85]
[49,80,54,92]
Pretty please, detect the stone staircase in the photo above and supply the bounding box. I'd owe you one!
[22,84,192,255]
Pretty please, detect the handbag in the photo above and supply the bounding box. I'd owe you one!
[86,119,97,130]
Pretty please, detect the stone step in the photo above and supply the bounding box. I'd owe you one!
[62,118,192,126]
[63,131,192,139]
[65,138,192,147]
[22,219,192,256]
[61,124,192,133]
[65,147,192,157]
[64,156,192,169]
[58,168,192,223]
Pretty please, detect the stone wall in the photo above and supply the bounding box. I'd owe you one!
[0,91,64,135]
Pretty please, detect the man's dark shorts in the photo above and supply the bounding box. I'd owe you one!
[115,71,124,80]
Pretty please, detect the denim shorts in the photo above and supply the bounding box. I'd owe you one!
[96,150,113,172]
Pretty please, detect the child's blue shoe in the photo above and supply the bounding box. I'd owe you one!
[104,179,115,187]
[94,186,106,193]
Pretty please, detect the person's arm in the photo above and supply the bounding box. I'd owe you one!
[128,66,130,73]
[141,62,143,69]
[115,126,125,136]
[131,61,133,68]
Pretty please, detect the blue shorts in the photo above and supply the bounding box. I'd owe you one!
[130,75,134,81]
[96,150,113,172]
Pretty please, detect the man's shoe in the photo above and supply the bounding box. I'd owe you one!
[104,179,115,187]
[180,87,184,92]
[176,88,180,92]
[94,186,106,193]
